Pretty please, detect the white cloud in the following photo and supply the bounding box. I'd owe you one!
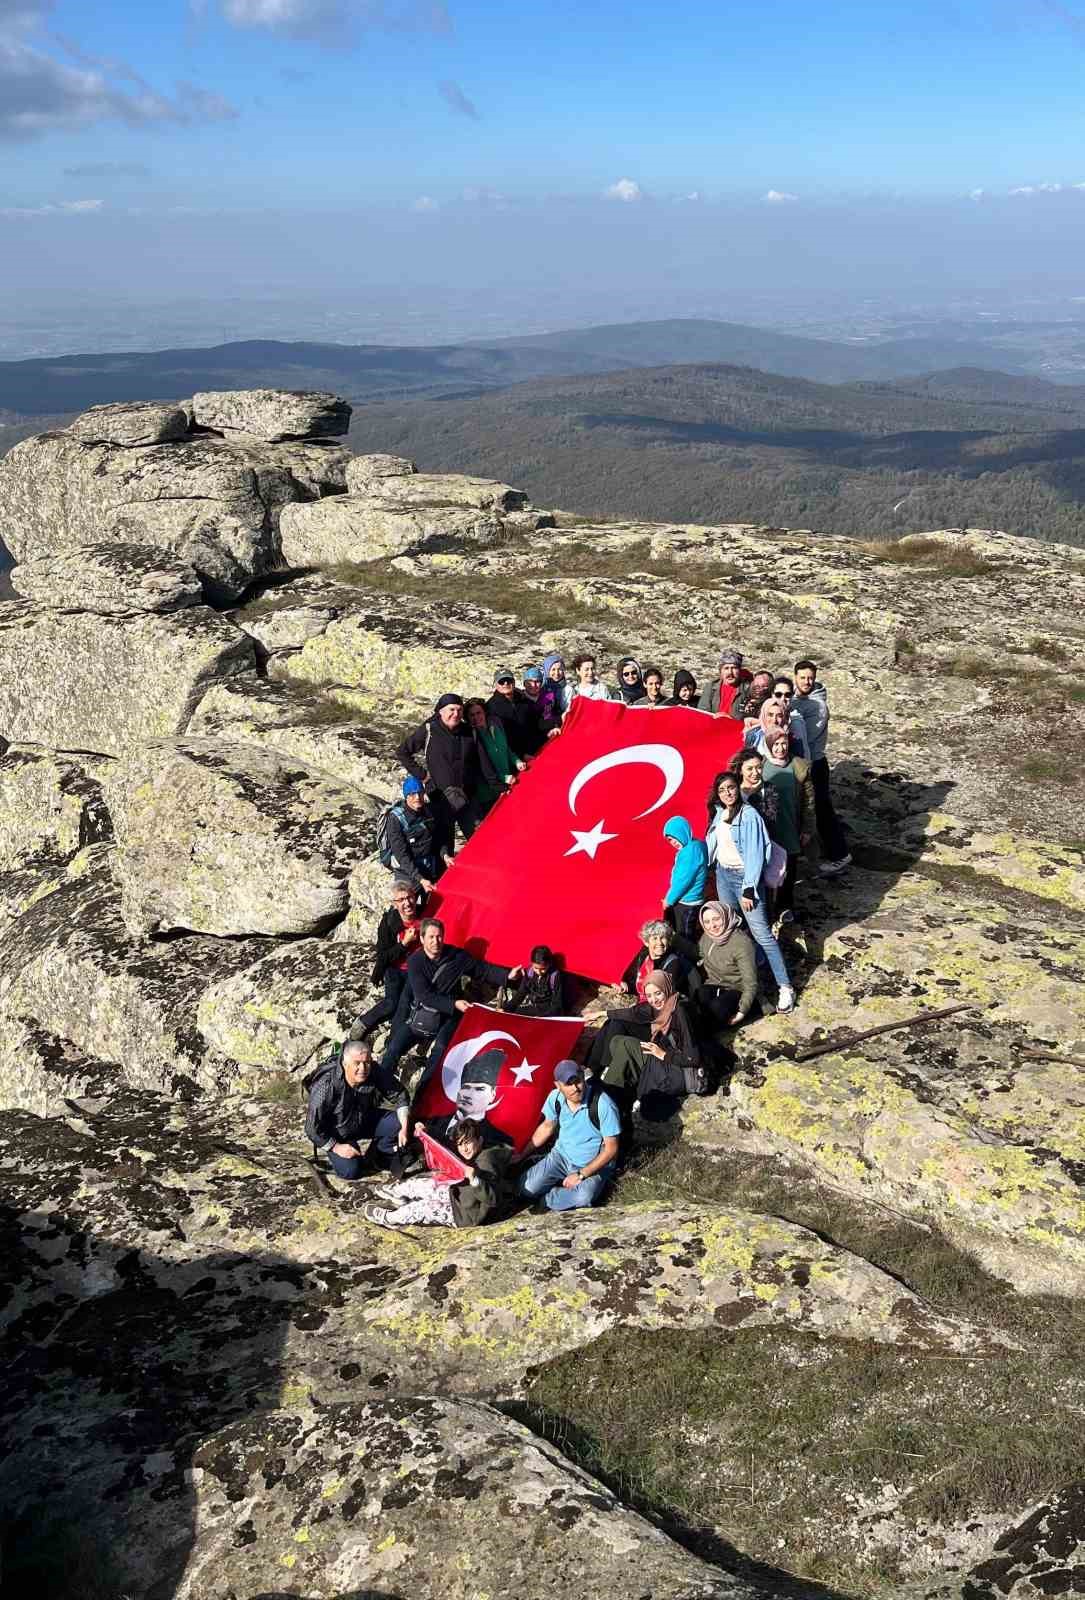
[460,185,506,206]
[1009,181,1063,195]
[604,177,642,203]
[764,189,798,204]
[411,194,438,211]
[0,196,102,217]
[215,0,451,43]
[969,187,986,200]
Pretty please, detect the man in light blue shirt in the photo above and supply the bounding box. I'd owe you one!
[518,1060,621,1212]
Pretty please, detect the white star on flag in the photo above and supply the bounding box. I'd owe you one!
[564,819,619,859]
[510,1059,541,1086]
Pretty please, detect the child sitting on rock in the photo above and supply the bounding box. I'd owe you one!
[362,1118,512,1230]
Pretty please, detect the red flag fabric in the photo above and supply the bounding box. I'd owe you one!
[429,697,743,982]
[412,1003,585,1154]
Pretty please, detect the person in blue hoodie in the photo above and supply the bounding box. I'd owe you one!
[661,816,709,940]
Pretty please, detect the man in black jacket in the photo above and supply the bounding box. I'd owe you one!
[395,694,497,856]
[379,917,519,1077]
[304,1039,410,1179]
[486,667,543,759]
[351,878,421,1039]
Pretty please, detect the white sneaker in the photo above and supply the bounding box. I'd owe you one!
[818,853,852,877]
[777,986,796,1013]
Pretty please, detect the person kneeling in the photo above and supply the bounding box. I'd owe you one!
[518,1060,620,1212]
[599,972,707,1151]
[304,1039,409,1179]
[363,1119,511,1229]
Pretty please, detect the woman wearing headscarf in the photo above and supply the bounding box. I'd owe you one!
[541,652,574,719]
[705,769,794,1012]
[396,693,499,853]
[743,691,811,760]
[600,972,707,1139]
[695,901,758,1030]
[762,725,815,926]
[614,656,645,704]
[669,668,699,708]
[464,697,523,815]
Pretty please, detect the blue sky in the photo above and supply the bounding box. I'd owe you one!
[4,0,1085,316]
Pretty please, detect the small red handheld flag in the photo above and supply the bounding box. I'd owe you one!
[412,1004,585,1154]
[430,697,742,982]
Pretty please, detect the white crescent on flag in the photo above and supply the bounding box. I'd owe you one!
[567,742,685,820]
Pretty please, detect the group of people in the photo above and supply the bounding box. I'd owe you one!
[305,647,852,1226]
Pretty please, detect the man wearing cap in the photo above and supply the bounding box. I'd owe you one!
[699,650,752,717]
[487,667,544,759]
[396,692,498,854]
[518,1061,621,1212]
[382,776,444,892]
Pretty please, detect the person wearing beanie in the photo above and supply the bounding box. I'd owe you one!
[518,1060,621,1212]
[377,776,443,892]
[487,666,544,758]
[699,650,752,717]
[395,692,499,854]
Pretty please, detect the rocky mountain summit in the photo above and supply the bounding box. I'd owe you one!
[1,389,1084,1599]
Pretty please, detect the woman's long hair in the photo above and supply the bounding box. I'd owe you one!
[706,768,742,827]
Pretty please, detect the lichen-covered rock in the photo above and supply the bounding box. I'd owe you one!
[365,469,529,511]
[169,1397,744,1600]
[0,848,261,1099]
[233,599,337,652]
[66,400,189,445]
[0,599,254,754]
[0,744,112,871]
[11,541,203,613]
[105,737,380,937]
[905,1483,1085,1599]
[197,938,375,1071]
[279,494,505,567]
[0,1022,119,1115]
[191,386,350,442]
[344,450,416,492]
[0,423,347,603]
[188,676,404,799]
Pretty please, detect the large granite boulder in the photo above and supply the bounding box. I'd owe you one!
[279,494,506,567]
[105,738,380,938]
[11,541,203,613]
[197,938,376,1071]
[366,469,529,511]
[0,420,348,603]
[0,743,112,872]
[191,386,350,442]
[0,1022,119,1116]
[0,847,261,1101]
[344,450,417,491]
[67,400,189,445]
[0,598,255,755]
[906,1483,1085,1599]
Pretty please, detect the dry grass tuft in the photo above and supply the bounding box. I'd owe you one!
[860,536,999,579]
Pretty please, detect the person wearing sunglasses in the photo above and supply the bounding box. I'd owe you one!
[614,656,645,704]
[486,665,544,759]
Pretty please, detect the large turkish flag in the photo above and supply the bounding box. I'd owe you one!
[429,697,742,982]
[412,1003,585,1154]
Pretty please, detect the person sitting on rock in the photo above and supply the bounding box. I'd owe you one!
[618,918,699,1005]
[517,1060,621,1212]
[633,665,670,709]
[487,666,544,759]
[793,657,851,877]
[396,693,497,856]
[693,900,759,1033]
[363,1118,514,1230]
[661,815,709,940]
[464,696,523,816]
[380,918,519,1078]
[699,649,751,716]
[599,970,707,1150]
[304,1038,409,1180]
[730,667,774,723]
[570,652,611,702]
[669,668,699,708]
[350,878,424,1041]
[504,943,568,1016]
[379,776,444,892]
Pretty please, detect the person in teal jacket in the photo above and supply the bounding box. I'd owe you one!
[661,815,709,940]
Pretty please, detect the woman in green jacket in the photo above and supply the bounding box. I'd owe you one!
[761,727,815,925]
[465,697,524,815]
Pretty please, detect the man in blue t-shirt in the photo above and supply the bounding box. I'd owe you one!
[518,1059,621,1212]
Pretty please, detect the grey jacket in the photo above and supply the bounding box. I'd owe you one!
[793,683,830,762]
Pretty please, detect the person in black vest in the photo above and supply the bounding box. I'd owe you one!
[395,693,498,856]
[381,777,444,891]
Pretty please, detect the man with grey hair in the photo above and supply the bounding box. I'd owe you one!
[699,650,751,716]
[304,1037,410,1180]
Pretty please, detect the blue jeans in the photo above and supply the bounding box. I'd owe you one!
[519,1148,614,1211]
[326,1108,403,1179]
[716,866,791,991]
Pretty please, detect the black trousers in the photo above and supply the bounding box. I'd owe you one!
[430,790,483,857]
[695,985,743,1029]
[355,966,408,1035]
[811,756,848,861]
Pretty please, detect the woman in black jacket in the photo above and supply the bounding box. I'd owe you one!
[395,693,499,854]
[597,972,707,1153]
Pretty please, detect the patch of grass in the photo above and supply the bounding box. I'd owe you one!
[520,1144,1085,1596]
[860,536,999,579]
[1025,636,1071,665]
[255,1072,299,1104]
[1014,754,1072,783]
